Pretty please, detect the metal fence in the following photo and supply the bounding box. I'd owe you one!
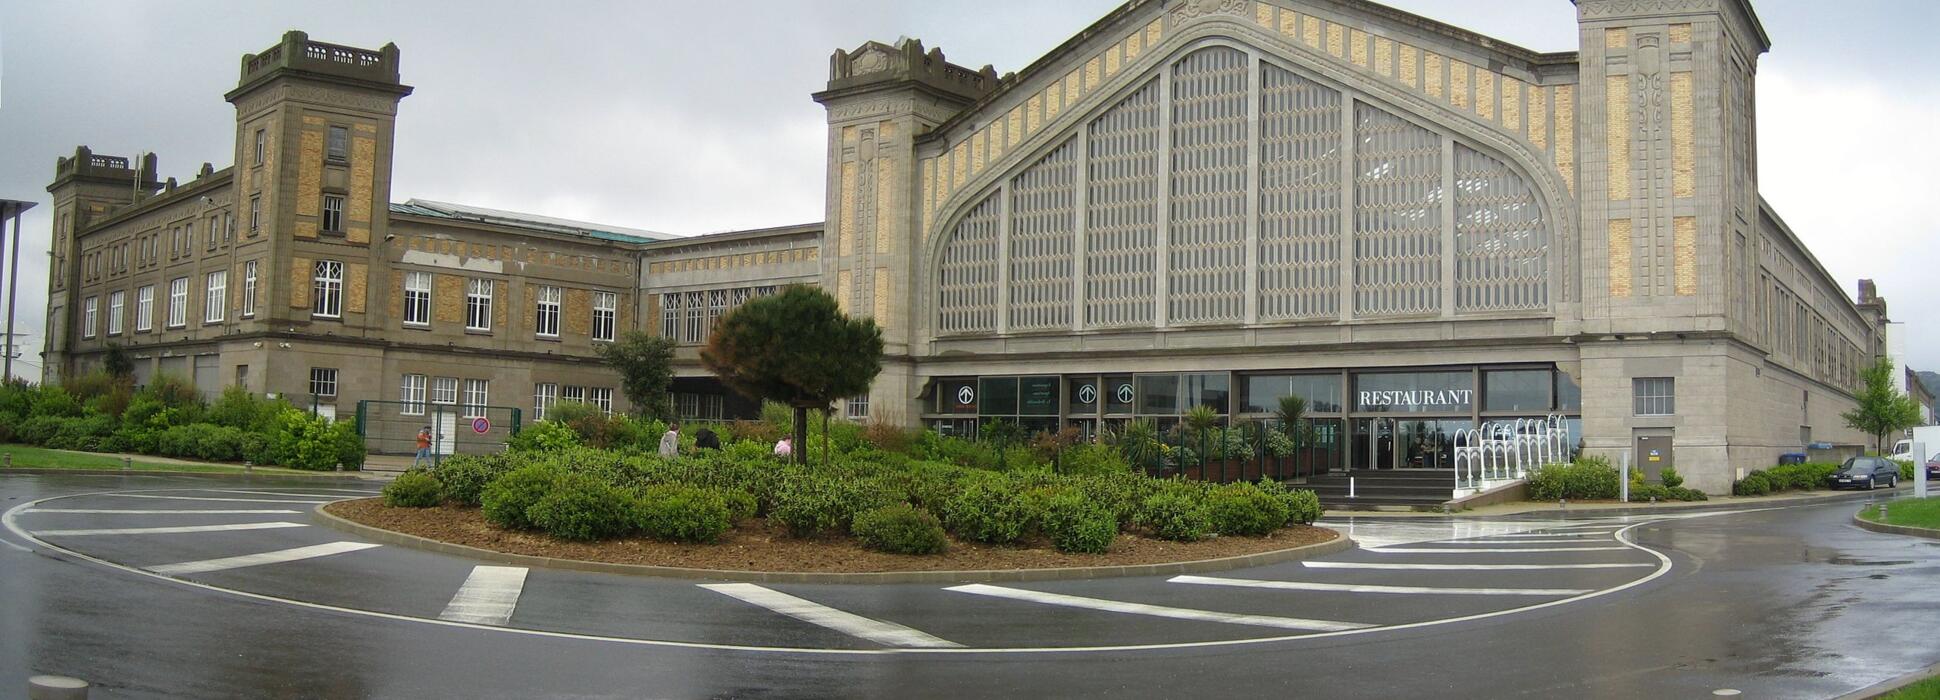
[356,401,522,467]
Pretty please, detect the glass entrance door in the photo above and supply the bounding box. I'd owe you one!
[1352,418,1397,470]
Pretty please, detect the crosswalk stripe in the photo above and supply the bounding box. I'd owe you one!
[24,509,302,515]
[701,583,962,648]
[1369,546,1630,554]
[1304,561,1653,571]
[1168,575,1591,596]
[202,489,364,499]
[148,542,381,575]
[945,584,1372,632]
[439,566,529,626]
[99,494,329,504]
[34,521,308,537]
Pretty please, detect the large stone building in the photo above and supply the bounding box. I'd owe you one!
[44,0,1893,492]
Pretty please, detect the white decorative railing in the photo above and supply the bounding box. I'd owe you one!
[1453,413,1570,497]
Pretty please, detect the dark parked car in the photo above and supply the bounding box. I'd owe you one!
[1925,453,1940,481]
[1829,456,1899,490]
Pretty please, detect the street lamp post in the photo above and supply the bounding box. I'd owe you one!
[0,199,37,383]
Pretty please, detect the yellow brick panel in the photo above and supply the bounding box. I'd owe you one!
[1144,19,1161,48]
[1350,30,1368,67]
[1671,71,1696,198]
[875,158,895,254]
[1606,28,1628,49]
[1302,15,1320,48]
[1555,85,1575,195]
[1609,219,1633,297]
[1503,78,1522,131]
[972,130,988,175]
[1084,57,1101,91]
[1045,84,1064,122]
[1025,94,1042,136]
[989,117,1006,161]
[1527,85,1547,148]
[290,257,311,309]
[294,221,318,240]
[1064,69,1081,105]
[297,131,322,217]
[565,288,592,336]
[1673,216,1698,295]
[1669,23,1692,43]
[838,161,857,256]
[349,137,375,222]
[1606,75,1631,201]
[1126,32,1144,62]
[387,272,403,321]
[1451,61,1471,109]
[952,142,968,188]
[1105,44,1122,76]
[873,268,891,322]
[919,157,935,233]
[1399,45,1418,87]
[493,280,508,331]
[434,274,464,323]
[347,226,369,245]
[346,263,367,314]
[1425,53,1443,98]
[1007,107,1024,148]
[1326,24,1344,58]
[1374,37,1393,77]
[1254,3,1272,27]
[836,270,853,313]
[618,295,633,336]
[1278,11,1297,39]
[1475,69,1493,118]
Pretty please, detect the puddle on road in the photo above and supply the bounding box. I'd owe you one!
[1826,556,1914,566]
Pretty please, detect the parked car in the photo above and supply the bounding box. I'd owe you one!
[1926,453,1940,481]
[1829,456,1900,490]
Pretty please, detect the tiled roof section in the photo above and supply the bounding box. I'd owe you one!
[389,198,678,243]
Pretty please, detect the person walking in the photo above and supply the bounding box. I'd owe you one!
[412,426,433,469]
[658,423,681,458]
[773,437,792,458]
[695,426,720,452]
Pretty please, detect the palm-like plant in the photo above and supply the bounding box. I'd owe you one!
[1275,394,1308,455]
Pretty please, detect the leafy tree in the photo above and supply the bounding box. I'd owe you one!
[700,285,883,465]
[595,331,676,421]
[103,343,135,379]
[1843,356,1923,453]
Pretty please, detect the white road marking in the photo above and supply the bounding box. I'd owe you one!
[147,542,381,576]
[34,521,308,537]
[1474,533,1606,539]
[1168,575,1591,597]
[1368,546,1630,554]
[25,509,302,515]
[0,538,29,552]
[1449,537,1610,544]
[701,583,963,648]
[945,584,1373,632]
[439,566,530,626]
[97,493,328,504]
[202,489,363,499]
[1305,561,1654,571]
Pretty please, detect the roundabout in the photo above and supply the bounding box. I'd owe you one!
[6,480,1678,654]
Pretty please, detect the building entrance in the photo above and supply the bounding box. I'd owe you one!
[1353,418,1472,469]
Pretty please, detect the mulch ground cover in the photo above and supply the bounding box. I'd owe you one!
[327,498,1337,573]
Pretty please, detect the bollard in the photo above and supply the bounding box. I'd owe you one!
[335,462,343,473]
[1559,498,1566,509]
[3,452,10,467]
[244,460,253,475]
[1650,496,1657,505]
[122,456,131,472]
[1348,476,1356,499]
[28,675,89,699]
[1880,504,1888,521]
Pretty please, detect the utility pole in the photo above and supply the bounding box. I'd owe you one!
[0,199,36,382]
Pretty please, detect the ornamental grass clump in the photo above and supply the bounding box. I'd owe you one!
[851,504,948,555]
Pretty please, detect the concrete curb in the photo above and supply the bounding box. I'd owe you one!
[1,467,370,480]
[1329,488,1878,519]
[1852,513,1940,540]
[313,500,1354,585]
[1830,660,1940,700]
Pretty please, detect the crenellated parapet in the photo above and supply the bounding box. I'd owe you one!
[825,38,998,105]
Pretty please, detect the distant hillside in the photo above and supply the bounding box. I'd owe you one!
[1920,370,1940,398]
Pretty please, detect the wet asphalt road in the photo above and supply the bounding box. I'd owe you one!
[1,472,1935,699]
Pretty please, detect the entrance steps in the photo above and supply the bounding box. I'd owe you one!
[1305,469,1455,511]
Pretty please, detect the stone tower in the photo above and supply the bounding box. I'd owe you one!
[812,39,996,423]
[42,148,160,382]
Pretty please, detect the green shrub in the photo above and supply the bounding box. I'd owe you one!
[1286,489,1322,524]
[1136,490,1212,542]
[1630,483,1708,502]
[1038,491,1116,554]
[633,484,732,543]
[480,464,563,530]
[942,477,1031,544]
[851,504,948,555]
[17,415,66,446]
[507,420,580,453]
[1526,460,1620,500]
[770,472,896,537]
[1659,465,1684,489]
[710,488,758,522]
[383,471,444,508]
[525,474,636,541]
[1059,442,1131,476]
[1205,483,1290,537]
[29,385,84,419]
[1666,486,1707,501]
[1893,459,1916,482]
[207,386,279,431]
[1732,470,1773,496]
[48,414,117,451]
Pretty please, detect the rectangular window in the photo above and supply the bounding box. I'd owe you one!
[462,379,489,419]
[846,394,870,420]
[1633,377,1676,416]
[167,277,188,328]
[430,376,458,406]
[207,217,219,250]
[312,260,343,319]
[682,291,705,344]
[561,385,585,404]
[321,195,344,232]
[250,196,261,233]
[107,291,125,336]
[204,270,227,323]
[402,271,431,326]
[400,374,427,416]
[82,297,98,339]
[534,383,557,420]
[587,387,614,414]
[242,261,258,318]
[136,286,154,332]
[327,126,349,161]
[223,213,234,242]
[310,368,338,398]
[466,279,493,331]
[254,129,266,165]
[592,291,617,342]
[706,290,727,337]
[534,285,561,337]
[660,294,679,339]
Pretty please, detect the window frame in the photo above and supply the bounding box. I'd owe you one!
[81,296,98,339]
[254,128,266,166]
[587,387,614,415]
[430,376,458,406]
[249,196,261,234]
[312,260,344,319]
[166,277,188,328]
[1632,377,1676,417]
[592,291,617,342]
[135,285,154,332]
[106,291,125,336]
[241,261,258,319]
[533,285,561,338]
[462,379,490,419]
[402,271,431,326]
[400,373,427,416]
[465,278,494,332]
[534,382,558,420]
[310,367,339,398]
[326,125,349,162]
[321,195,345,233]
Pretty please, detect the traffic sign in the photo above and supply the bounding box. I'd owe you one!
[471,417,491,434]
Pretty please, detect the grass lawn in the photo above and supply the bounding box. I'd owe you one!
[0,445,341,476]
[1880,674,1940,700]
[1860,496,1940,530]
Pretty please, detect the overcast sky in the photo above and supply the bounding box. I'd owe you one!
[1,0,1934,380]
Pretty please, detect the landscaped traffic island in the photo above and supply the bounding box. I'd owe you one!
[337,431,1335,576]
